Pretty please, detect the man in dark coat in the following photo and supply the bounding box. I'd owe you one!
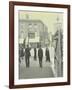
[38,45,43,68]
[34,48,37,60]
[25,45,31,68]
[45,47,50,62]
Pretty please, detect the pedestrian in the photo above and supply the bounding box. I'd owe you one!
[25,45,31,68]
[45,47,50,62]
[34,48,37,60]
[19,45,24,63]
[30,48,34,57]
[38,45,43,68]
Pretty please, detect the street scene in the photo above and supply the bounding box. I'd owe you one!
[18,11,63,79]
[19,47,55,79]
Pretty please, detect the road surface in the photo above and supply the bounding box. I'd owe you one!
[19,55,55,79]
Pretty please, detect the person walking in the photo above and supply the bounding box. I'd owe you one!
[45,47,50,62]
[34,48,37,60]
[19,45,24,63]
[25,45,31,68]
[38,45,43,68]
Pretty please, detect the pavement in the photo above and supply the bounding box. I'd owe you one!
[19,56,55,79]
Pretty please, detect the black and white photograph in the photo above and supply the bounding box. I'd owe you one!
[19,11,63,79]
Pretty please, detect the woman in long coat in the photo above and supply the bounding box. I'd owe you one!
[45,47,50,62]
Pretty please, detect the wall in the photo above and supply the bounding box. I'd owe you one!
[0,0,72,90]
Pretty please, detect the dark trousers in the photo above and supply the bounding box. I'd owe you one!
[34,55,37,60]
[39,57,43,68]
[25,56,30,68]
[46,56,50,62]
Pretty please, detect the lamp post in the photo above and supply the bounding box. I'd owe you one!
[26,14,29,46]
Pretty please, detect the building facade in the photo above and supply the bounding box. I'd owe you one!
[19,19,48,48]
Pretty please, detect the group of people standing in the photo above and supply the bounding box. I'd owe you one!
[19,45,50,68]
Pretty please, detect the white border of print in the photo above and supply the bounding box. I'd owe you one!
[14,6,67,85]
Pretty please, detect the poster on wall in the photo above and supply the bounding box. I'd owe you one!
[9,1,70,88]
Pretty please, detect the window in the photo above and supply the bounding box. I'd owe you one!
[28,33,35,38]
